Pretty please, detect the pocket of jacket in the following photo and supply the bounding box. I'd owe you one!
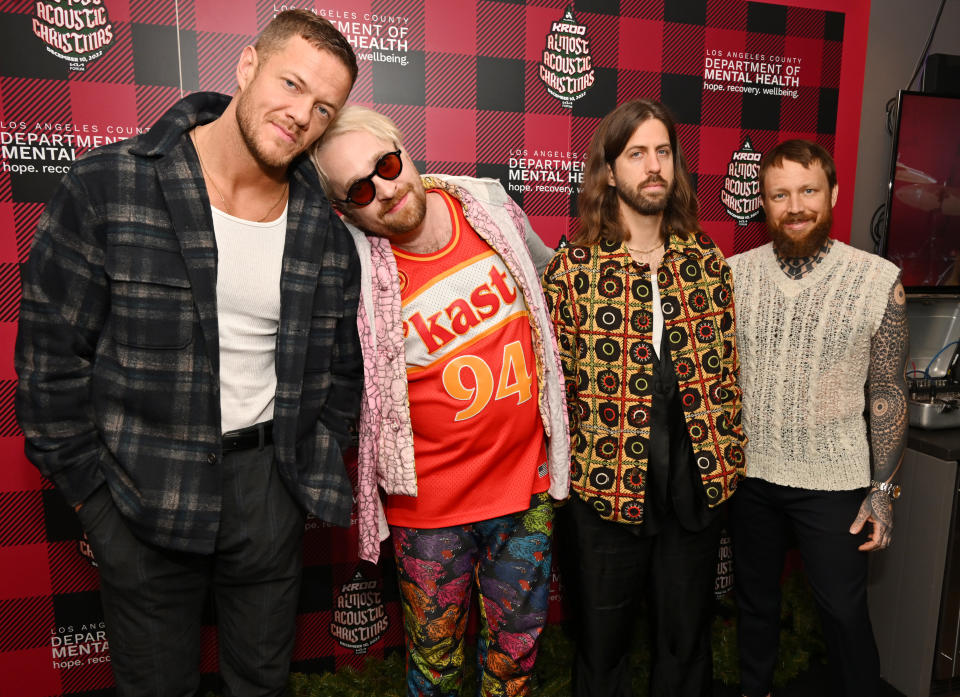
[106,246,194,349]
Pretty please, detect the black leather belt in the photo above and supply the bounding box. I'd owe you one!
[222,421,273,452]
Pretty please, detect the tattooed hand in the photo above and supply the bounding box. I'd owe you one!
[850,488,894,551]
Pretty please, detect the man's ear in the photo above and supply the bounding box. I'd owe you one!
[236,45,258,91]
[606,162,616,187]
[830,184,839,208]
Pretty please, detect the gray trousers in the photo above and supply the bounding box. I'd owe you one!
[78,444,306,697]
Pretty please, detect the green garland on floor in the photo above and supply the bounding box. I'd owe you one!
[206,572,824,697]
[711,571,826,688]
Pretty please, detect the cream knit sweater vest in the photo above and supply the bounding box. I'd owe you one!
[728,241,900,490]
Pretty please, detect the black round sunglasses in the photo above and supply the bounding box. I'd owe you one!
[335,148,403,207]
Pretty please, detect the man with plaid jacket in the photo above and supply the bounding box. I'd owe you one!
[15,11,361,697]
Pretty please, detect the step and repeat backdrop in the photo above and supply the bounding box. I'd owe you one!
[0,0,868,694]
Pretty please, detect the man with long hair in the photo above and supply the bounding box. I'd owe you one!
[542,99,746,697]
[312,105,570,697]
[16,11,360,696]
[728,139,907,697]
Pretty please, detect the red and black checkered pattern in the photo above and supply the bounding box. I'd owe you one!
[1,0,869,694]
[308,0,854,252]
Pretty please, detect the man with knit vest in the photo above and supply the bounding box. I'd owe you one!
[311,106,569,697]
[728,139,908,697]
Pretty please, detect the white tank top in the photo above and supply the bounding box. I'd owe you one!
[211,203,287,433]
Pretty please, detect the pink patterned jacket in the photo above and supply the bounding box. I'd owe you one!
[346,175,570,562]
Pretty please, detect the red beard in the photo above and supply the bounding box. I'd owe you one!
[375,183,427,236]
[768,207,833,258]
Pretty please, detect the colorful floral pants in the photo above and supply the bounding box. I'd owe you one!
[391,493,553,697]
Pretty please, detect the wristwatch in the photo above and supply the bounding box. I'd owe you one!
[870,479,901,500]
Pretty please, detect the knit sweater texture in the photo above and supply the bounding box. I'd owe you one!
[728,240,900,490]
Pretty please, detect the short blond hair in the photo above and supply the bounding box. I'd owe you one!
[311,105,404,197]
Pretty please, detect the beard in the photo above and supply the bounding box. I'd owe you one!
[616,175,673,216]
[768,206,833,258]
[362,182,427,237]
[235,86,301,170]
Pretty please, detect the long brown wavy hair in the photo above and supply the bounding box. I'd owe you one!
[574,99,701,245]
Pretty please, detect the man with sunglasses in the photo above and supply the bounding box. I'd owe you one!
[16,11,361,697]
[312,105,569,697]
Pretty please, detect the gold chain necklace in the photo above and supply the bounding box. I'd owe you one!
[191,127,288,223]
[625,241,663,254]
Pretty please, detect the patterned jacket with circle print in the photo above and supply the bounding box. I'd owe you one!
[542,230,747,524]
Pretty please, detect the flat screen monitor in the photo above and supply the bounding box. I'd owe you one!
[881,90,960,293]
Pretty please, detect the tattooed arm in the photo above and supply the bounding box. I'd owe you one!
[849,278,908,551]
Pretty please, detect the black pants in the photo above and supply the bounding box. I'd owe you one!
[559,494,723,697]
[730,478,880,697]
[77,444,306,697]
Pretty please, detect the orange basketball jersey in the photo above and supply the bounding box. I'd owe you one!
[386,190,549,528]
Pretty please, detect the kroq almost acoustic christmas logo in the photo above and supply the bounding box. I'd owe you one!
[721,139,763,225]
[32,0,114,71]
[538,6,595,109]
[329,569,389,653]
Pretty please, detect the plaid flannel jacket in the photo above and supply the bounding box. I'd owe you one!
[15,92,363,553]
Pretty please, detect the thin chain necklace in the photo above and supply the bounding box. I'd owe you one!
[191,127,288,223]
[625,241,663,254]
